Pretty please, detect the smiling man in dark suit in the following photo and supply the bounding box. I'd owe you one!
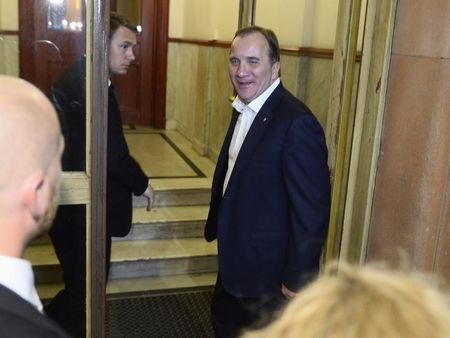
[204,26,331,338]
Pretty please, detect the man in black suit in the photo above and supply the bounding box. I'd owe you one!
[0,75,68,337]
[204,26,331,338]
[45,13,154,337]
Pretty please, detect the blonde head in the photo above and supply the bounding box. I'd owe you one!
[242,263,450,338]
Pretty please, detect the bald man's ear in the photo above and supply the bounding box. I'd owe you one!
[22,172,48,224]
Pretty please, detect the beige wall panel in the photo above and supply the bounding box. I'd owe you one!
[207,47,234,161]
[0,0,18,30]
[0,35,19,76]
[167,43,202,140]
[303,58,333,130]
[279,54,302,102]
[165,43,179,127]
[192,46,213,155]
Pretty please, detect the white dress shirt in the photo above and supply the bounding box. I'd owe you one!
[0,254,43,312]
[223,78,281,194]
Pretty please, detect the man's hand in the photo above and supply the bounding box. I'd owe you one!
[142,183,155,211]
[281,283,297,299]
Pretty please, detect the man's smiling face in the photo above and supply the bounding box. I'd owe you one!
[228,32,280,104]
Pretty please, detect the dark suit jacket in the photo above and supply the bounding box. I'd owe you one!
[49,59,148,237]
[0,284,69,337]
[205,83,331,297]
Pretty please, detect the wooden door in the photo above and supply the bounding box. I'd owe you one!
[20,0,168,129]
[19,0,86,95]
[111,0,169,128]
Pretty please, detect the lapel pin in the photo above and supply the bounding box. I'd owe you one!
[263,117,267,122]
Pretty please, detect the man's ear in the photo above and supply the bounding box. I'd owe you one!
[22,172,47,223]
[272,61,280,80]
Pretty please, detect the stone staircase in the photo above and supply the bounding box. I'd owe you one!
[25,176,218,300]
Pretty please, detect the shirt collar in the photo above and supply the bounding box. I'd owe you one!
[0,255,43,312]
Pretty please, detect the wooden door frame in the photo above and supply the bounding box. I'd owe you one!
[111,0,169,129]
[18,1,33,82]
[151,0,169,129]
[89,0,109,336]
[324,0,399,264]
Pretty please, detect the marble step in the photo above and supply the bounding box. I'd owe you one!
[109,238,218,280]
[120,205,209,241]
[133,177,212,208]
[38,272,217,301]
[25,237,218,284]
[31,205,209,246]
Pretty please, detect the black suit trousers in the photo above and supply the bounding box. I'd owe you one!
[211,276,286,338]
[45,205,112,338]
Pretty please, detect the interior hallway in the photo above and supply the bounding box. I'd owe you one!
[109,126,219,293]
[24,127,218,337]
[25,127,219,297]
[111,127,218,337]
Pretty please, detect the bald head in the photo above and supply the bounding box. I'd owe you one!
[0,76,64,256]
[0,76,62,186]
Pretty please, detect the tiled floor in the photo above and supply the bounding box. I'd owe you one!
[124,127,215,180]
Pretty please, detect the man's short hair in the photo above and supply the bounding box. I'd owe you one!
[233,26,280,65]
[110,12,137,39]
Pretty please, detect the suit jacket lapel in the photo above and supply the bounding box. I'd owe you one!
[226,84,285,191]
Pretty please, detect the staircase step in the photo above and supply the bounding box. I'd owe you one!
[133,177,212,207]
[117,205,208,241]
[24,244,61,284]
[24,237,218,284]
[109,238,217,280]
[107,272,217,295]
[29,130,218,298]
[29,204,210,247]
[38,272,217,301]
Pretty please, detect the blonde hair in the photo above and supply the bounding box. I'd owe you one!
[242,263,450,338]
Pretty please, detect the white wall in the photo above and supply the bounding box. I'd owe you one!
[169,0,239,40]
[169,0,366,49]
[0,0,18,30]
[255,0,308,47]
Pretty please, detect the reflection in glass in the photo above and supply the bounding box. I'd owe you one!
[18,1,88,336]
[47,0,83,32]
[46,204,87,337]
[116,0,141,31]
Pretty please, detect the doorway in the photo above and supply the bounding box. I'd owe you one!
[111,0,169,128]
[19,0,169,128]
